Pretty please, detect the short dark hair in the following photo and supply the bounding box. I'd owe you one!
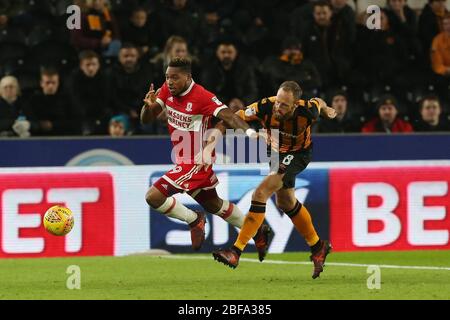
[313,0,332,10]
[120,42,138,51]
[279,81,303,101]
[215,36,240,52]
[281,36,301,50]
[327,88,348,103]
[40,67,59,78]
[132,6,147,14]
[420,95,441,109]
[168,57,192,74]
[79,50,100,62]
[217,40,236,48]
[376,94,398,109]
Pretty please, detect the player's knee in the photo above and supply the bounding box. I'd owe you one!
[204,201,221,214]
[200,198,222,214]
[252,188,270,203]
[145,187,166,209]
[276,198,297,212]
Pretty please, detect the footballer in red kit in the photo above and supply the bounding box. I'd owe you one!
[140,57,272,259]
[153,79,226,193]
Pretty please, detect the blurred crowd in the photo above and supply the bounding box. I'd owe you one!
[0,0,449,137]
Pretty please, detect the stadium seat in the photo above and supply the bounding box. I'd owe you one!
[51,16,72,45]
[102,57,117,68]
[110,0,136,24]
[14,70,40,97]
[26,41,78,74]
[27,26,53,47]
[0,28,27,46]
[366,85,395,105]
[0,58,27,76]
[0,43,28,65]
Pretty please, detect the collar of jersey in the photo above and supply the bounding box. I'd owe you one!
[179,80,195,97]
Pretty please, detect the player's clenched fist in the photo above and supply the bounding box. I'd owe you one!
[321,105,337,119]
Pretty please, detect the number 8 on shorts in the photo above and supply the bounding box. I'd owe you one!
[282,154,294,166]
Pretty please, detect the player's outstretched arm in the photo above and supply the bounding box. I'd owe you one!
[140,84,163,124]
[216,108,258,138]
[320,105,337,119]
[314,98,337,120]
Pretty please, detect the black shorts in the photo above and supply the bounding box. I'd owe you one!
[269,148,313,189]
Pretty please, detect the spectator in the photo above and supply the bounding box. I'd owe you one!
[0,0,29,30]
[151,35,201,86]
[317,90,361,133]
[431,14,450,76]
[71,0,121,57]
[0,10,7,30]
[158,0,202,51]
[197,0,237,22]
[386,0,418,34]
[431,13,450,100]
[260,36,321,97]
[362,95,413,133]
[68,50,110,135]
[110,0,161,29]
[121,7,161,58]
[231,11,269,61]
[419,0,448,52]
[0,75,28,137]
[107,43,154,132]
[109,114,130,137]
[413,96,450,131]
[330,0,356,43]
[201,40,258,108]
[300,1,353,88]
[385,0,422,62]
[290,0,356,41]
[26,68,78,136]
[235,0,296,57]
[197,0,245,59]
[356,10,411,92]
[290,0,315,40]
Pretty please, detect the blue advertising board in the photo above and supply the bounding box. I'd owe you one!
[0,134,448,168]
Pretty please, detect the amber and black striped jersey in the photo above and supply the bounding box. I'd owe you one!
[237,96,321,153]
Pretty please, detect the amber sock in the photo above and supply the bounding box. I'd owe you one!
[234,201,266,251]
[285,201,320,247]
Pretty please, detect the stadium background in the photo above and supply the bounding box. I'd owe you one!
[0,0,449,301]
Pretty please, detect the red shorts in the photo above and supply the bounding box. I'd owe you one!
[153,164,219,197]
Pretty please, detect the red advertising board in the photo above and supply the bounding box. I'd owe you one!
[330,167,450,251]
[0,173,115,257]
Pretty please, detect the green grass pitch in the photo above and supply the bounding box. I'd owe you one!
[0,251,449,300]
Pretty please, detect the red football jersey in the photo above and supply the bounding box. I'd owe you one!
[156,80,228,164]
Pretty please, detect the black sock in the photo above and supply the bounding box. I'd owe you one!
[310,239,322,254]
[232,246,242,256]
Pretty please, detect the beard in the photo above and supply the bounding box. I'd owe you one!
[221,58,234,69]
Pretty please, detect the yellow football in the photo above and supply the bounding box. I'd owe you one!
[43,205,74,236]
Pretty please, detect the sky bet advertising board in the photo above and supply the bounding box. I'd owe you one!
[149,168,330,254]
[0,162,448,258]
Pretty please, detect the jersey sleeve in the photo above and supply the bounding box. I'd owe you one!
[200,89,229,117]
[307,98,321,121]
[297,98,320,123]
[237,97,273,122]
[156,82,169,109]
